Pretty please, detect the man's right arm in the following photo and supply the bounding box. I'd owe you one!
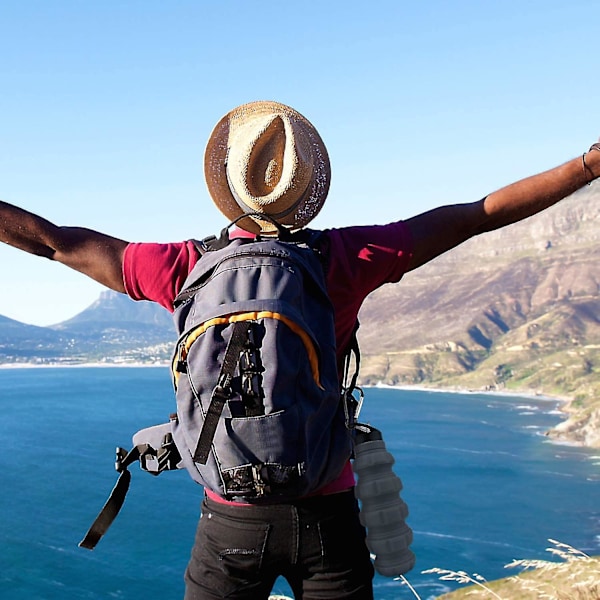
[404,146,600,272]
[0,200,128,292]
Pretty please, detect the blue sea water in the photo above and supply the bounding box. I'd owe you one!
[1,367,598,600]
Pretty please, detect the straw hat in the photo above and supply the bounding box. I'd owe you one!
[204,101,331,233]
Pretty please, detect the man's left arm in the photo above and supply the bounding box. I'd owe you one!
[404,145,600,272]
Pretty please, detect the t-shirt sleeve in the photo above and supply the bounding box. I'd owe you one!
[123,241,200,312]
[324,221,413,353]
[327,220,414,295]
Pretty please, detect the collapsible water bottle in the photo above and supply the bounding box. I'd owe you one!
[353,425,416,577]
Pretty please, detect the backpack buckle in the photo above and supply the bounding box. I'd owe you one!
[251,464,271,497]
[115,447,128,472]
[343,386,364,430]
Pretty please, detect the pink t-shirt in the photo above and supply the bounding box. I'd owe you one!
[123,221,413,500]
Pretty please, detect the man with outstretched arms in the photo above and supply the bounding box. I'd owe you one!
[1,101,598,599]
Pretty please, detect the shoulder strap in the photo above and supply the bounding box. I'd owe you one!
[343,321,361,394]
[341,321,363,430]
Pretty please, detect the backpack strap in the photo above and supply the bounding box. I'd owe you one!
[343,321,361,396]
[193,320,252,464]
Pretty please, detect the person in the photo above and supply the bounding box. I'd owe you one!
[1,100,598,599]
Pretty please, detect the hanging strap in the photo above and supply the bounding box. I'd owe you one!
[79,431,181,550]
[78,446,142,550]
[193,320,250,464]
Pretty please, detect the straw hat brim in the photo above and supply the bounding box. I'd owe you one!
[204,101,331,233]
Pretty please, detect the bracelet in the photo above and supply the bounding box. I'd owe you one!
[582,142,600,185]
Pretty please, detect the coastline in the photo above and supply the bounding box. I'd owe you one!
[0,361,169,369]
[0,360,569,404]
[0,361,567,402]
[370,381,569,404]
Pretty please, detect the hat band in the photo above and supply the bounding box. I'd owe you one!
[225,163,310,221]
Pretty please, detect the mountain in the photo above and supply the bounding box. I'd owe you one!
[360,185,599,379]
[0,314,70,359]
[52,290,174,342]
[0,185,598,445]
[0,291,175,365]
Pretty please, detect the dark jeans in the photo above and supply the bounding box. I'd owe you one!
[184,490,374,600]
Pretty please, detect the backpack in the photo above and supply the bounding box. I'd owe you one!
[79,216,360,550]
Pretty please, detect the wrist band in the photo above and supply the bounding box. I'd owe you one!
[582,142,600,185]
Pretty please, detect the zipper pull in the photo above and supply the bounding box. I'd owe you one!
[175,343,188,374]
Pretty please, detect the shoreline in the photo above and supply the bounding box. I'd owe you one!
[370,381,569,404]
[0,361,569,403]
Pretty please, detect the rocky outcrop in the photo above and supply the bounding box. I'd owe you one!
[547,404,600,448]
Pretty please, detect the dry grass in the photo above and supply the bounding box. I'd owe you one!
[398,540,600,600]
[500,539,600,600]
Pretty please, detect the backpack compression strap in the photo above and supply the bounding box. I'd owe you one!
[193,319,251,464]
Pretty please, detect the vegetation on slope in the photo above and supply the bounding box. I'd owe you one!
[431,540,600,600]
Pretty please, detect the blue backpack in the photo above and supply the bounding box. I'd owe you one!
[80,218,360,549]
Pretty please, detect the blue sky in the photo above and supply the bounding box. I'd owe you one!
[1,0,599,325]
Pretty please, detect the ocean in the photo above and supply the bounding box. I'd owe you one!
[1,367,598,600]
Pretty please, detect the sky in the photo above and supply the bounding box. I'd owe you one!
[1,0,599,326]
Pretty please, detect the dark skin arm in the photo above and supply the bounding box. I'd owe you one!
[1,146,599,287]
[0,201,128,292]
[405,147,600,271]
